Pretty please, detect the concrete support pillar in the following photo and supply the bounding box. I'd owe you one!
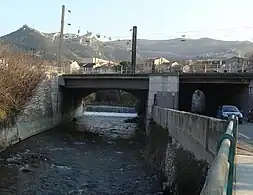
[145,74,179,131]
[51,73,62,125]
[74,99,84,119]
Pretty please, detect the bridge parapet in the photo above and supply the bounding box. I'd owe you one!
[200,116,238,195]
[152,106,227,163]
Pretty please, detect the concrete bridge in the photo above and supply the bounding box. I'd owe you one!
[59,72,253,117]
[1,71,252,194]
[58,72,253,194]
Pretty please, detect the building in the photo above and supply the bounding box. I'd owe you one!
[82,57,117,67]
[79,57,118,73]
[136,63,148,73]
[143,57,170,72]
[83,63,95,73]
[69,61,81,73]
[190,59,225,72]
[155,62,170,72]
[144,57,170,67]
[93,63,116,73]
[188,57,253,73]
[224,57,252,72]
[169,62,182,72]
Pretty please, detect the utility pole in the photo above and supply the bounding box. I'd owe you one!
[58,5,65,67]
[131,26,137,73]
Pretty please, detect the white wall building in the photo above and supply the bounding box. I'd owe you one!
[143,57,170,72]
[69,61,80,73]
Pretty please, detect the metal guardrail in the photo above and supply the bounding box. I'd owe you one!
[43,65,253,75]
[200,115,238,195]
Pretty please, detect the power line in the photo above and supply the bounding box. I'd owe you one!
[137,26,253,36]
[58,6,253,41]
[58,6,253,47]
[66,24,253,41]
[137,30,253,41]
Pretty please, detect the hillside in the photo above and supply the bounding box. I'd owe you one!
[1,25,253,62]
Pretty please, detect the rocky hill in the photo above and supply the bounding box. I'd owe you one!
[1,25,253,62]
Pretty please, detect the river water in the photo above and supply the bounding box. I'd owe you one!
[0,110,163,194]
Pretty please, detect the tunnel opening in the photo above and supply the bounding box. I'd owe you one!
[59,87,149,140]
[82,90,142,116]
[83,90,138,108]
[61,88,148,118]
[179,83,249,117]
[191,89,206,114]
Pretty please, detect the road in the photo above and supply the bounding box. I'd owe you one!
[237,122,253,155]
[234,122,253,195]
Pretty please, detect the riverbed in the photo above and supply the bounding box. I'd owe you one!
[0,112,163,194]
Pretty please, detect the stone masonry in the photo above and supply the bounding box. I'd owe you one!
[151,106,227,193]
[0,72,82,152]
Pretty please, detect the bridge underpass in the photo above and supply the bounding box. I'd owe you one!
[178,73,253,117]
[32,72,252,193]
[59,74,150,118]
[179,82,250,117]
[61,88,148,116]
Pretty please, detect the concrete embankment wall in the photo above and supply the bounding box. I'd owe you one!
[0,73,83,152]
[152,106,227,164]
[146,106,226,194]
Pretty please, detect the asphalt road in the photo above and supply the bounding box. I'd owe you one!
[237,122,253,155]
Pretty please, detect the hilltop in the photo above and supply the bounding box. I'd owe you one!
[1,25,253,62]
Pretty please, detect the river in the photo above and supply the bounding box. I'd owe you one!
[0,108,163,194]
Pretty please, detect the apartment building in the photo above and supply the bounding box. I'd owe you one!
[82,57,117,67]
[224,57,252,72]
[190,59,225,72]
[143,57,170,72]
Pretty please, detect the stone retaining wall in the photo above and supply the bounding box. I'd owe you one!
[0,73,83,152]
[145,121,209,194]
[150,106,227,193]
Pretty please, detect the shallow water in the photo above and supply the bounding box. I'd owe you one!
[0,111,163,195]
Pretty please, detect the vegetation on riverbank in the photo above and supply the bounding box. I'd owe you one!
[83,90,138,107]
[0,45,46,124]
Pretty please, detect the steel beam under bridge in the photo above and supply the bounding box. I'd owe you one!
[59,74,150,90]
[59,72,253,89]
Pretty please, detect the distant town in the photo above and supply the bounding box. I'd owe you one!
[68,56,253,74]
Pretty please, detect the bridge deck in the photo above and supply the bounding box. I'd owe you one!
[234,123,253,195]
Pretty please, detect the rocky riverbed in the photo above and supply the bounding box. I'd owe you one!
[0,113,163,195]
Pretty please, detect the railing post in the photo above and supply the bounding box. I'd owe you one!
[227,115,237,195]
[233,116,238,154]
[200,115,239,195]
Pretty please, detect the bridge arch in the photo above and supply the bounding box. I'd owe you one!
[60,87,148,117]
[179,82,250,117]
[179,86,207,114]
[191,89,206,114]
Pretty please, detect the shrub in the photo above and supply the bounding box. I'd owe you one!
[0,45,48,124]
